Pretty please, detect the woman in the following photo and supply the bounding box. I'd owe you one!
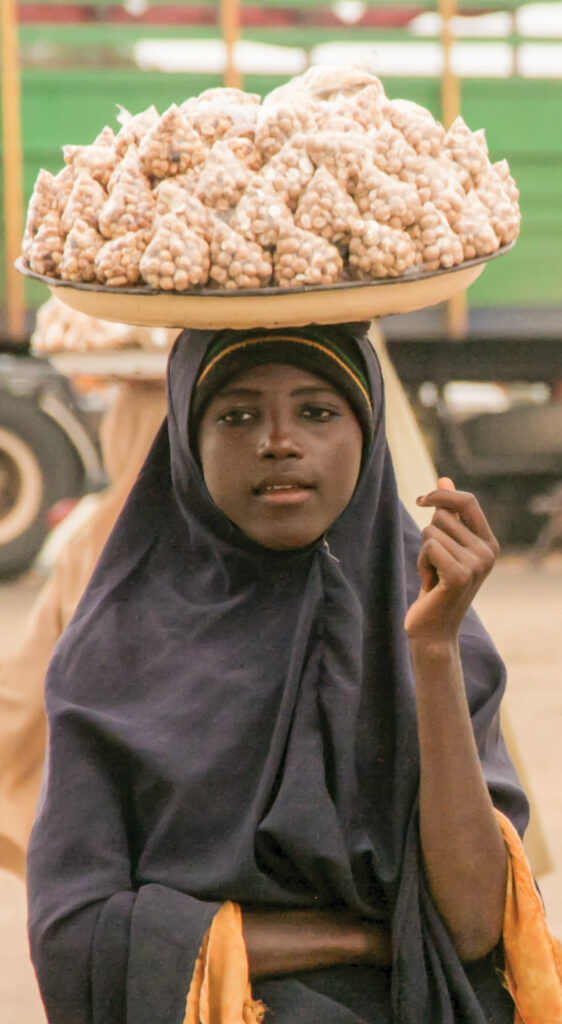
[0,381,167,877]
[27,323,559,1024]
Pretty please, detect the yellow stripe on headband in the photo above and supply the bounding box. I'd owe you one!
[197,334,373,411]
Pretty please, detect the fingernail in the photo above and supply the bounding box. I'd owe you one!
[416,495,426,505]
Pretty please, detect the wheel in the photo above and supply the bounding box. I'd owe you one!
[0,390,84,578]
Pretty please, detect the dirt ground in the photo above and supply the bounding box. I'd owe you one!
[0,555,561,1024]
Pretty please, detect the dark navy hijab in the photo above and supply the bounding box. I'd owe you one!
[28,325,528,1024]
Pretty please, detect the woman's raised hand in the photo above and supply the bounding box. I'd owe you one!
[404,477,499,643]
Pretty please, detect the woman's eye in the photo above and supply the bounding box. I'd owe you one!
[301,405,339,422]
[218,409,254,425]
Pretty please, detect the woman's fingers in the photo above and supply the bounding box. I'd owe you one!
[416,485,499,551]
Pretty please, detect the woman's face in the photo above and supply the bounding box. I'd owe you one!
[197,363,364,550]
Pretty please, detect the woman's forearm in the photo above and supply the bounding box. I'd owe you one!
[410,637,507,961]
[241,908,390,979]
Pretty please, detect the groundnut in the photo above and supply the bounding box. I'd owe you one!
[63,143,120,190]
[230,181,293,248]
[139,213,210,289]
[196,142,251,212]
[273,224,343,287]
[114,104,160,158]
[306,130,366,193]
[349,219,417,279]
[99,166,155,240]
[331,84,386,132]
[60,219,105,282]
[209,220,272,289]
[61,171,107,234]
[353,161,422,230]
[476,168,520,246]
[27,210,65,278]
[255,101,319,163]
[385,99,445,159]
[138,104,209,179]
[294,167,360,245]
[451,190,500,260]
[95,229,151,287]
[224,134,263,172]
[407,202,464,271]
[443,116,491,189]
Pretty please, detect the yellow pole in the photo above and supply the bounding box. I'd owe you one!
[220,0,242,90]
[1,0,26,340]
[439,0,467,340]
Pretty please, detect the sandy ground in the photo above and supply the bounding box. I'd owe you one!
[0,555,561,1023]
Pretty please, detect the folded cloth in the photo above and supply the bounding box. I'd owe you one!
[496,808,562,1023]
[185,902,265,1024]
[186,817,562,1024]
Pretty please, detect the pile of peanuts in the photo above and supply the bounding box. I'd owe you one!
[31,295,176,352]
[21,66,520,303]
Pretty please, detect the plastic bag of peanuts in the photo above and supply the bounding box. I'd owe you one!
[195,142,251,212]
[61,171,107,234]
[99,159,155,239]
[60,219,105,282]
[443,116,490,189]
[492,159,520,206]
[230,179,293,249]
[27,209,65,277]
[154,182,215,242]
[138,104,209,179]
[273,224,343,287]
[353,161,422,231]
[408,202,465,271]
[139,214,210,290]
[185,101,258,148]
[261,133,316,210]
[22,169,60,260]
[452,190,500,260]
[476,167,520,246]
[96,230,151,287]
[385,99,445,159]
[63,143,120,190]
[306,130,366,192]
[349,219,417,279]
[330,83,386,133]
[294,167,360,246]
[209,220,272,289]
[255,99,321,163]
[114,104,160,158]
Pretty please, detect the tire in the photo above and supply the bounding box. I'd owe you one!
[0,391,84,578]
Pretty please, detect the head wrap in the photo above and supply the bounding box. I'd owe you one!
[190,324,374,448]
[28,323,527,1024]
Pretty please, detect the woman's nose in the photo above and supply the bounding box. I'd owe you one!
[257,414,303,459]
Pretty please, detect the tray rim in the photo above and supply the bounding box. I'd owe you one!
[15,243,515,299]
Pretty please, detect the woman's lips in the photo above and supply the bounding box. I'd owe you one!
[253,481,314,504]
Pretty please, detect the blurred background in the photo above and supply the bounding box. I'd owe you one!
[1,1,561,1021]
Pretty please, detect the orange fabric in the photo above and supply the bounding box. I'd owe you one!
[496,808,562,1023]
[184,902,265,1024]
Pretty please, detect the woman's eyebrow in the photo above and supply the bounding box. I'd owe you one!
[291,386,340,397]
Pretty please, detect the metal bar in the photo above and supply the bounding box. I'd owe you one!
[1,0,26,340]
[220,0,241,90]
[438,0,468,340]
